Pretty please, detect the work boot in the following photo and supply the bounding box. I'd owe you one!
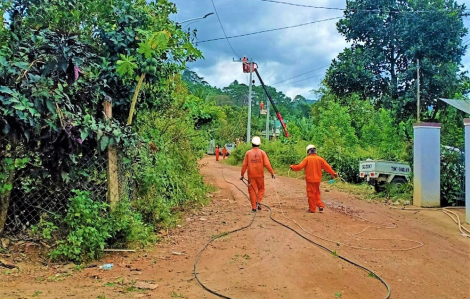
[257,203,262,210]
[252,209,257,213]
[319,207,324,212]
[307,209,315,213]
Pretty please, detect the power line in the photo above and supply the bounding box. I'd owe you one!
[272,65,329,85]
[276,73,325,87]
[257,0,348,11]
[198,16,342,43]
[257,0,470,13]
[210,0,240,57]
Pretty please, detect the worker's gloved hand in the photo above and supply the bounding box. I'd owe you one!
[333,173,339,178]
[289,165,294,170]
[271,174,275,179]
[240,176,244,181]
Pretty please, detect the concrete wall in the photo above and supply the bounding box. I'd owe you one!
[414,123,441,207]
[465,119,470,224]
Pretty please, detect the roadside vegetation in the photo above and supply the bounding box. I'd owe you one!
[1,0,468,262]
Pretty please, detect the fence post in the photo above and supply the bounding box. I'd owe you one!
[104,99,119,211]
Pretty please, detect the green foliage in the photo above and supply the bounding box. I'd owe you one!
[45,190,155,262]
[50,190,113,262]
[229,92,410,184]
[31,215,58,240]
[132,78,210,227]
[441,147,464,206]
[328,0,469,122]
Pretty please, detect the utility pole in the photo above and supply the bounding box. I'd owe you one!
[247,63,253,143]
[417,59,420,122]
[266,100,270,140]
[233,57,254,143]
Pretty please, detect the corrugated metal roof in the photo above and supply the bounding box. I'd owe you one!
[439,98,470,114]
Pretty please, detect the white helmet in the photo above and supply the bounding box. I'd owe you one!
[306,144,316,153]
[251,136,261,146]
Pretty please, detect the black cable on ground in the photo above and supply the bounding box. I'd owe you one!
[259,201,391,299]
[193,169,257,299]
[194,171,391,299]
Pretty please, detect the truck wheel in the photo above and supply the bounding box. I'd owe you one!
[391,176,407,186]
[374,183,385,193]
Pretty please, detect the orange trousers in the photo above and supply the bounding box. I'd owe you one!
[216,153,219,161]
[306,182,324,213]
[248,177,265,210]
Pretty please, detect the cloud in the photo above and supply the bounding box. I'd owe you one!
[172,0,470,99]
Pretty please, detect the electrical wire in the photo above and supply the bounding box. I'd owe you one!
[194,170,392,298]
[269,178,424,251]
[272,65,329,85]
[193,168,258,299]
[256,0,470,13]
[197,16,342,43]
[210,0,240,57]
[275,73,324,87]
[388,206,470,237]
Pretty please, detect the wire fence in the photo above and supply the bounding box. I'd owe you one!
[0,135,136,238]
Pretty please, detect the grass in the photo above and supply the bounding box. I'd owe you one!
[211,232,228,239]
[170,291,185,298]
[32,291,42,297]
[335,292,342,298]
[368,272,377,278]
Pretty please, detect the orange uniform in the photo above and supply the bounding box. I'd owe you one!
[215,147,220,161]
[290,154,336,213]
[241,148,274,210]
[222,147,227,159]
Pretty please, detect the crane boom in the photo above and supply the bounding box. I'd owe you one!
[253,68,289,138]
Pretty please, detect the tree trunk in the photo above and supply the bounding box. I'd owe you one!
[127,73,146,126]
[0,163,15,235]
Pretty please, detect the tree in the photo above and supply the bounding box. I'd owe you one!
[0,0,201,232]
[326,0,468,122]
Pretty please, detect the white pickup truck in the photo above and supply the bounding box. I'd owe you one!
[359,160,411,192]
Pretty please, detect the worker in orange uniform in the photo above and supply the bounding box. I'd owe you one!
[222,145,227,160]
[215,145,220,162]
[240,136,275,212]
[290,145,337,213]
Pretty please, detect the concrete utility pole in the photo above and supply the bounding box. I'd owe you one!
[247,63,253,143]
[417,59,420,122]
[266,100,270,140]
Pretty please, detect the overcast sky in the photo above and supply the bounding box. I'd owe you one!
[171,0,470,100]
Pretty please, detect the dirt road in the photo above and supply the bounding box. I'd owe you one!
[1,156,469,299]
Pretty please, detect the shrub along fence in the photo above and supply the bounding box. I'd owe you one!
[0,134,135,238]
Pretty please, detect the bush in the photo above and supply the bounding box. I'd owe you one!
[35,190,155,263]
[133,97,210,227]
[441,147,464,206]
[50,190,113,262]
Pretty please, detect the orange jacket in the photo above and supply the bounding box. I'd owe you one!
[215,148,220,155]
[241,147,274,178]
[290,154,336,183]
[222,148,227,155]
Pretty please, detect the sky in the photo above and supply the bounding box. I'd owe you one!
[170,0,470,100]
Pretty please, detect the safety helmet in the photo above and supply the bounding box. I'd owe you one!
[306,144,316,152]
[252,136,261,146]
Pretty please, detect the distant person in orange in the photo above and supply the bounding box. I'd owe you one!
[240,136,275,212]
[215,145,220,162]
[290,145,337,213]
[222,146,227,160]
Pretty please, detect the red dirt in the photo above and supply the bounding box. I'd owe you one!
[1,156,469,299]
